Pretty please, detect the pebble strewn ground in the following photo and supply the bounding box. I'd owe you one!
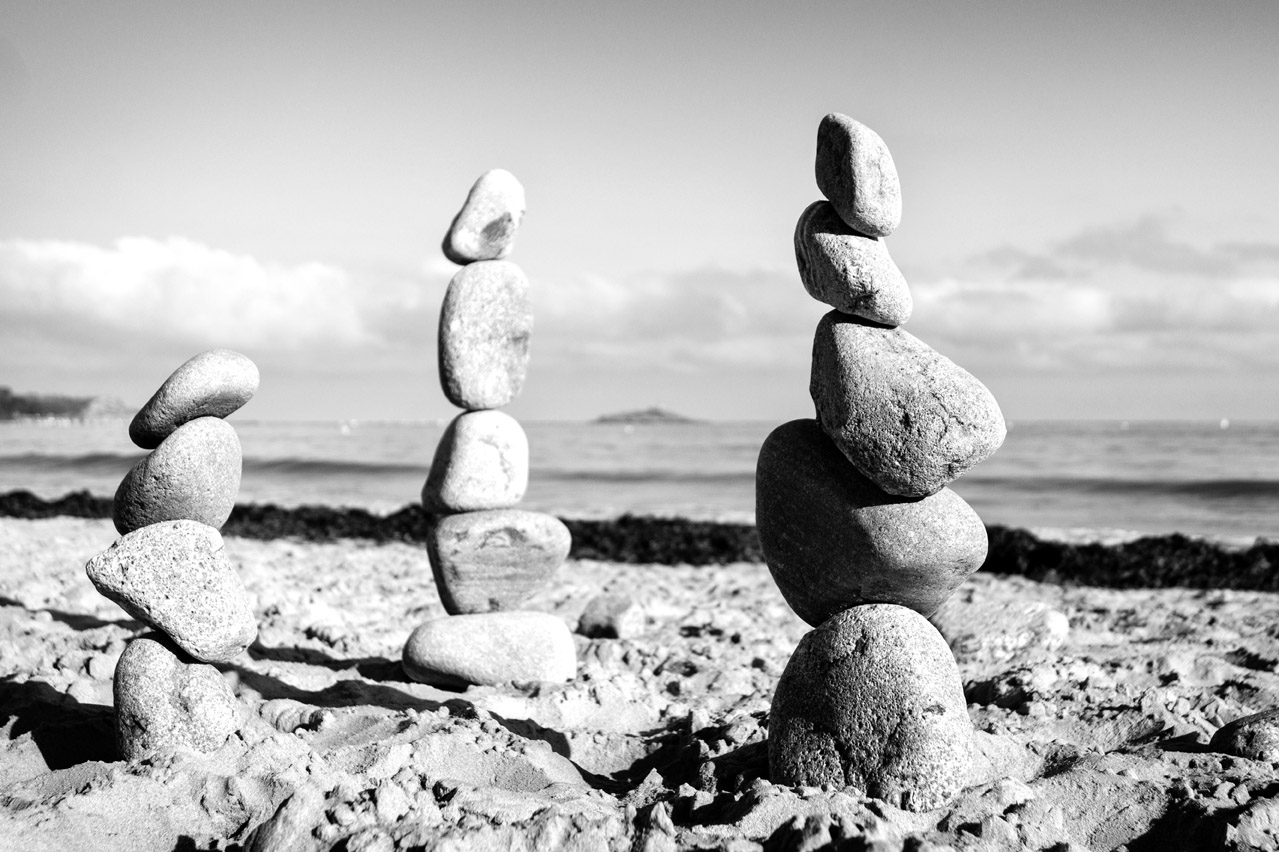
[3,517,1279,850]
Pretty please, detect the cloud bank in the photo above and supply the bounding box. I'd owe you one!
[2,215,1276,417]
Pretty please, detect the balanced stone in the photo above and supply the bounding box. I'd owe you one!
[129,349,259,449]
[815,113,902,238]
[441,168,526,264]
[794,201,911,326]
[1210,709,1279,762]
[115,633,244,760]
[402,611,577,688]
[769,604,972,812]
[421,410,529,512]
[426,509,570,615]
[113,416,242,534]
[438,260,533,410]
[811,311,1006,497]
[756,420,987,625]
[86,520,257,662]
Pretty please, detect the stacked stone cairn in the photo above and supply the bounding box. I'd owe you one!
[756,114,1007,812]
[402,169,577,689]
[85,349,259,760]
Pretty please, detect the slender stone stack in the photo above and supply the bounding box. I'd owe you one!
[757,115,1007,812]
[404,169,576,688]
[86,349,259,760]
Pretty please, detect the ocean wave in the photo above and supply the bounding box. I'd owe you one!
[966,475,1279,500]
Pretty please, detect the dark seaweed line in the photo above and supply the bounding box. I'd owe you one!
[3,489,1278,592]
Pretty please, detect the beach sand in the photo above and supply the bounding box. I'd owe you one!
[3,516,1279,850]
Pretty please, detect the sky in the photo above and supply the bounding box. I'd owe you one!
[1,1,1277,422]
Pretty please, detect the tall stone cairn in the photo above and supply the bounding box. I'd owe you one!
[757,114,1007,812]
[405,169,576,689]
[86,349,259,760]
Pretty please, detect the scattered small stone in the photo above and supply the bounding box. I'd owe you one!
[86,520,257,662]
[421,411,529,513]
[756,419,987,625]
[794,201,911,326]
[426,509,570,614]
[577,593,646,639]
[1210,709,1279,761]
[930,598,1069,663]
[129,349,259,449]
[114,633,244,760]
[246,783,328,852]
[769,604,972,812]
[814,113,902,238]
[810,310,1006,497]
[401,611,577,688]
[113,416,243,535]
[438,260,533,410]
[441,168,526,264]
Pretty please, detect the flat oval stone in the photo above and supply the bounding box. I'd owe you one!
[438,260,533,410]
[114,417,242,534]
[811,311,1006,497]
[115,633,244,760]
[86,519,257,662]
[769,604,972,812]
[427,509,570,614]
[1210,709,1279,761]
[421,411,528,512]
[756,419,987,625]
[794,201,911,326]
[401,611,577,688]
[815,113,901,237]
[441,168,526,264]
[130,349,258,449]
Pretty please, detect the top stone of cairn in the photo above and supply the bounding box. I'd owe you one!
[441,169,526,265]
[129,349,259,449]
[815,113,902,238]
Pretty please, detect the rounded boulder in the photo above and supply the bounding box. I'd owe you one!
[114,417,242,534]
[441,168,526,264]
[811,311,1006,497]
[421,410,529,512]
[427,509,570,614]
[769,604,972,812]
[86,519,257,662]
[115,633,244,761]
[794,201,911,326]
[129,349,258,449]
[756,419,987,625]
[815,113,902,238]
[402,611,577,688]
[438,260,533,410]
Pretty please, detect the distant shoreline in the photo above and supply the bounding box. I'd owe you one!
[4,489,1277,592]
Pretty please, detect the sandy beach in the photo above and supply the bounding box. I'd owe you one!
[3,515,1279,850]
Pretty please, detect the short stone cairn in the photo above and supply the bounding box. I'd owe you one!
[86,349,259,760]
[757,114,1007,812]
[403,169,576,688]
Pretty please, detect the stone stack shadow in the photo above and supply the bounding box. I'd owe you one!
[757,114,1007,812]
[85,349,260,759]
[402,170,576,689]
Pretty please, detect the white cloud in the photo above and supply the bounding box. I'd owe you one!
[0,236,435,351]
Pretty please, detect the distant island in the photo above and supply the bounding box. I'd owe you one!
[0,386,131,421]
[594,406,698,424]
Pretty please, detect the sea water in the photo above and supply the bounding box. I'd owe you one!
[2,419,1277,541]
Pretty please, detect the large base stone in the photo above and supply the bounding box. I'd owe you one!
[114,633,244,761]
[769,604,972,812]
